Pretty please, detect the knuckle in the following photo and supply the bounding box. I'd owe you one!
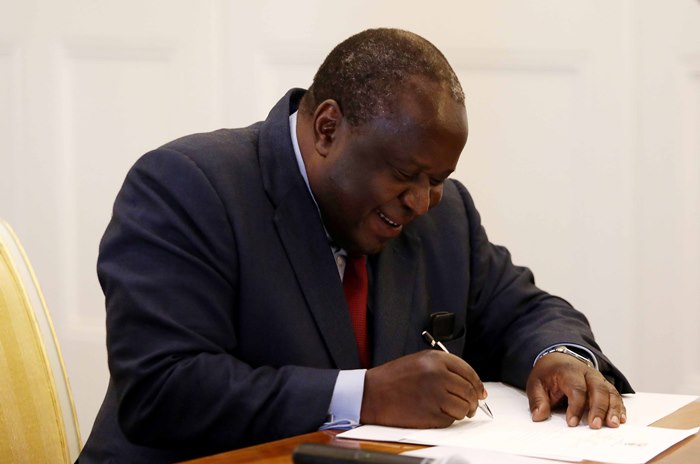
[570,385,587,397]
[592,404,608,415]
[416,350,442,373]
[594,383,610,395]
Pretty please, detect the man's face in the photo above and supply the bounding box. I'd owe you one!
[310,79,468,256]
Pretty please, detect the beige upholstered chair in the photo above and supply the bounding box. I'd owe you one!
[0,219,81,462]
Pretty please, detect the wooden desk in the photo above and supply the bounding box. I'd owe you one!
[184,401,700,464]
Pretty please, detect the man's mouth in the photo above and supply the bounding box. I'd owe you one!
[376,209,401,228]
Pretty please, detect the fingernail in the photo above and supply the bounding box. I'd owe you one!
[531,407,539,418]
[591,417,602,429]
[568,416,579,427]
[611,415,620,427]
[482,387,488,399]
[621,412,627,423]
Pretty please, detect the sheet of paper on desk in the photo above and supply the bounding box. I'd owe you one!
[621,391,699,426]
[402,445,577,464]
[338,382,699,464]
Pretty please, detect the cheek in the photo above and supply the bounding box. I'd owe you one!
[361,173,406,207]
[335,158,411,211]
[429,186,444,208]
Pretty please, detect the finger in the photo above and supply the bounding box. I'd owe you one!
[418,352,479,422]
[585,373,611,429]
[464,391,479,418]
[527,378,551,422]
[465,403,478,418]
[563,380,587,427]
[443,368,480,418]
[442,353,486,405]
[605,385,627,428]
[440,390,472,421]
[445,369,477,400]
[444,354,484,393]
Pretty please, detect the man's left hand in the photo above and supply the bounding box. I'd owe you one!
[526,352,627,429]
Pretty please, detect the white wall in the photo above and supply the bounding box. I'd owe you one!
[1,0,699,439]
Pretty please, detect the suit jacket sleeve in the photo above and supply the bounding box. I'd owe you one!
[99,148,338,452]
[451,181,633,394]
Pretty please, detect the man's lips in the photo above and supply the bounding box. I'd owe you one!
[376,209,401,228]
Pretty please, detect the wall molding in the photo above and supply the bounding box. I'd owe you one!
[56,39,180,333]
[677,54,700,391]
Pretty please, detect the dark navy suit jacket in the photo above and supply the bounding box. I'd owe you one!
[79,89,632,463]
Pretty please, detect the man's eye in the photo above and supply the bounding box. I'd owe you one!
[394,169,414,180]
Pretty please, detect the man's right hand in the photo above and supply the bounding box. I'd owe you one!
[360,350,486,428]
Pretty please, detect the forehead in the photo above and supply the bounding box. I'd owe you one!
[350,77,468,169]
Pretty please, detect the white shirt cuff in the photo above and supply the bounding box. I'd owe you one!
[319,369,366,430]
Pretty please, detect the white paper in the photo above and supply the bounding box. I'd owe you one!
[403,445,576,464]
[338,382,699,464]
[620,391,699,426]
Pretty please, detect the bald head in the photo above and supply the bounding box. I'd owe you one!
[300,28,465,126]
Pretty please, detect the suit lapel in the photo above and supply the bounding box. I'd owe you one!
[259,89,361,369]
[273,190,360,369]
[371,231,424,366]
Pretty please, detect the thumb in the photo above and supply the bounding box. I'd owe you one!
[527,379,551,422]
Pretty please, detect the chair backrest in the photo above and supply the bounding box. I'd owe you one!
[0,219,81,462]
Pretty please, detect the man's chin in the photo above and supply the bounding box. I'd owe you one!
[331,226,397,256]
[345,237,392,257]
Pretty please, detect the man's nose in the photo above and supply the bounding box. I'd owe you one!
[400,181,431,217]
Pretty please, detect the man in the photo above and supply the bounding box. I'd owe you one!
[79,28,633,463]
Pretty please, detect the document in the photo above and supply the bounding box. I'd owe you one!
[338,382,699,464]
[403,445,574,464]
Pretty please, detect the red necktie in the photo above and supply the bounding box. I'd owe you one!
[342,256,370,368]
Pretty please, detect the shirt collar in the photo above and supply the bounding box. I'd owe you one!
[289,111,347,272]
[289,111,316,207]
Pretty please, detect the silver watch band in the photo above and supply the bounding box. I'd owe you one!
[539,345,596,369]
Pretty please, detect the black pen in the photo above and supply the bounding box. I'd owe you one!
[422,330,494,419]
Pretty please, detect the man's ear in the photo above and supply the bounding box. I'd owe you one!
[313,99,343,156]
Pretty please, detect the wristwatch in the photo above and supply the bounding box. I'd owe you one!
[540,345,596,369]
